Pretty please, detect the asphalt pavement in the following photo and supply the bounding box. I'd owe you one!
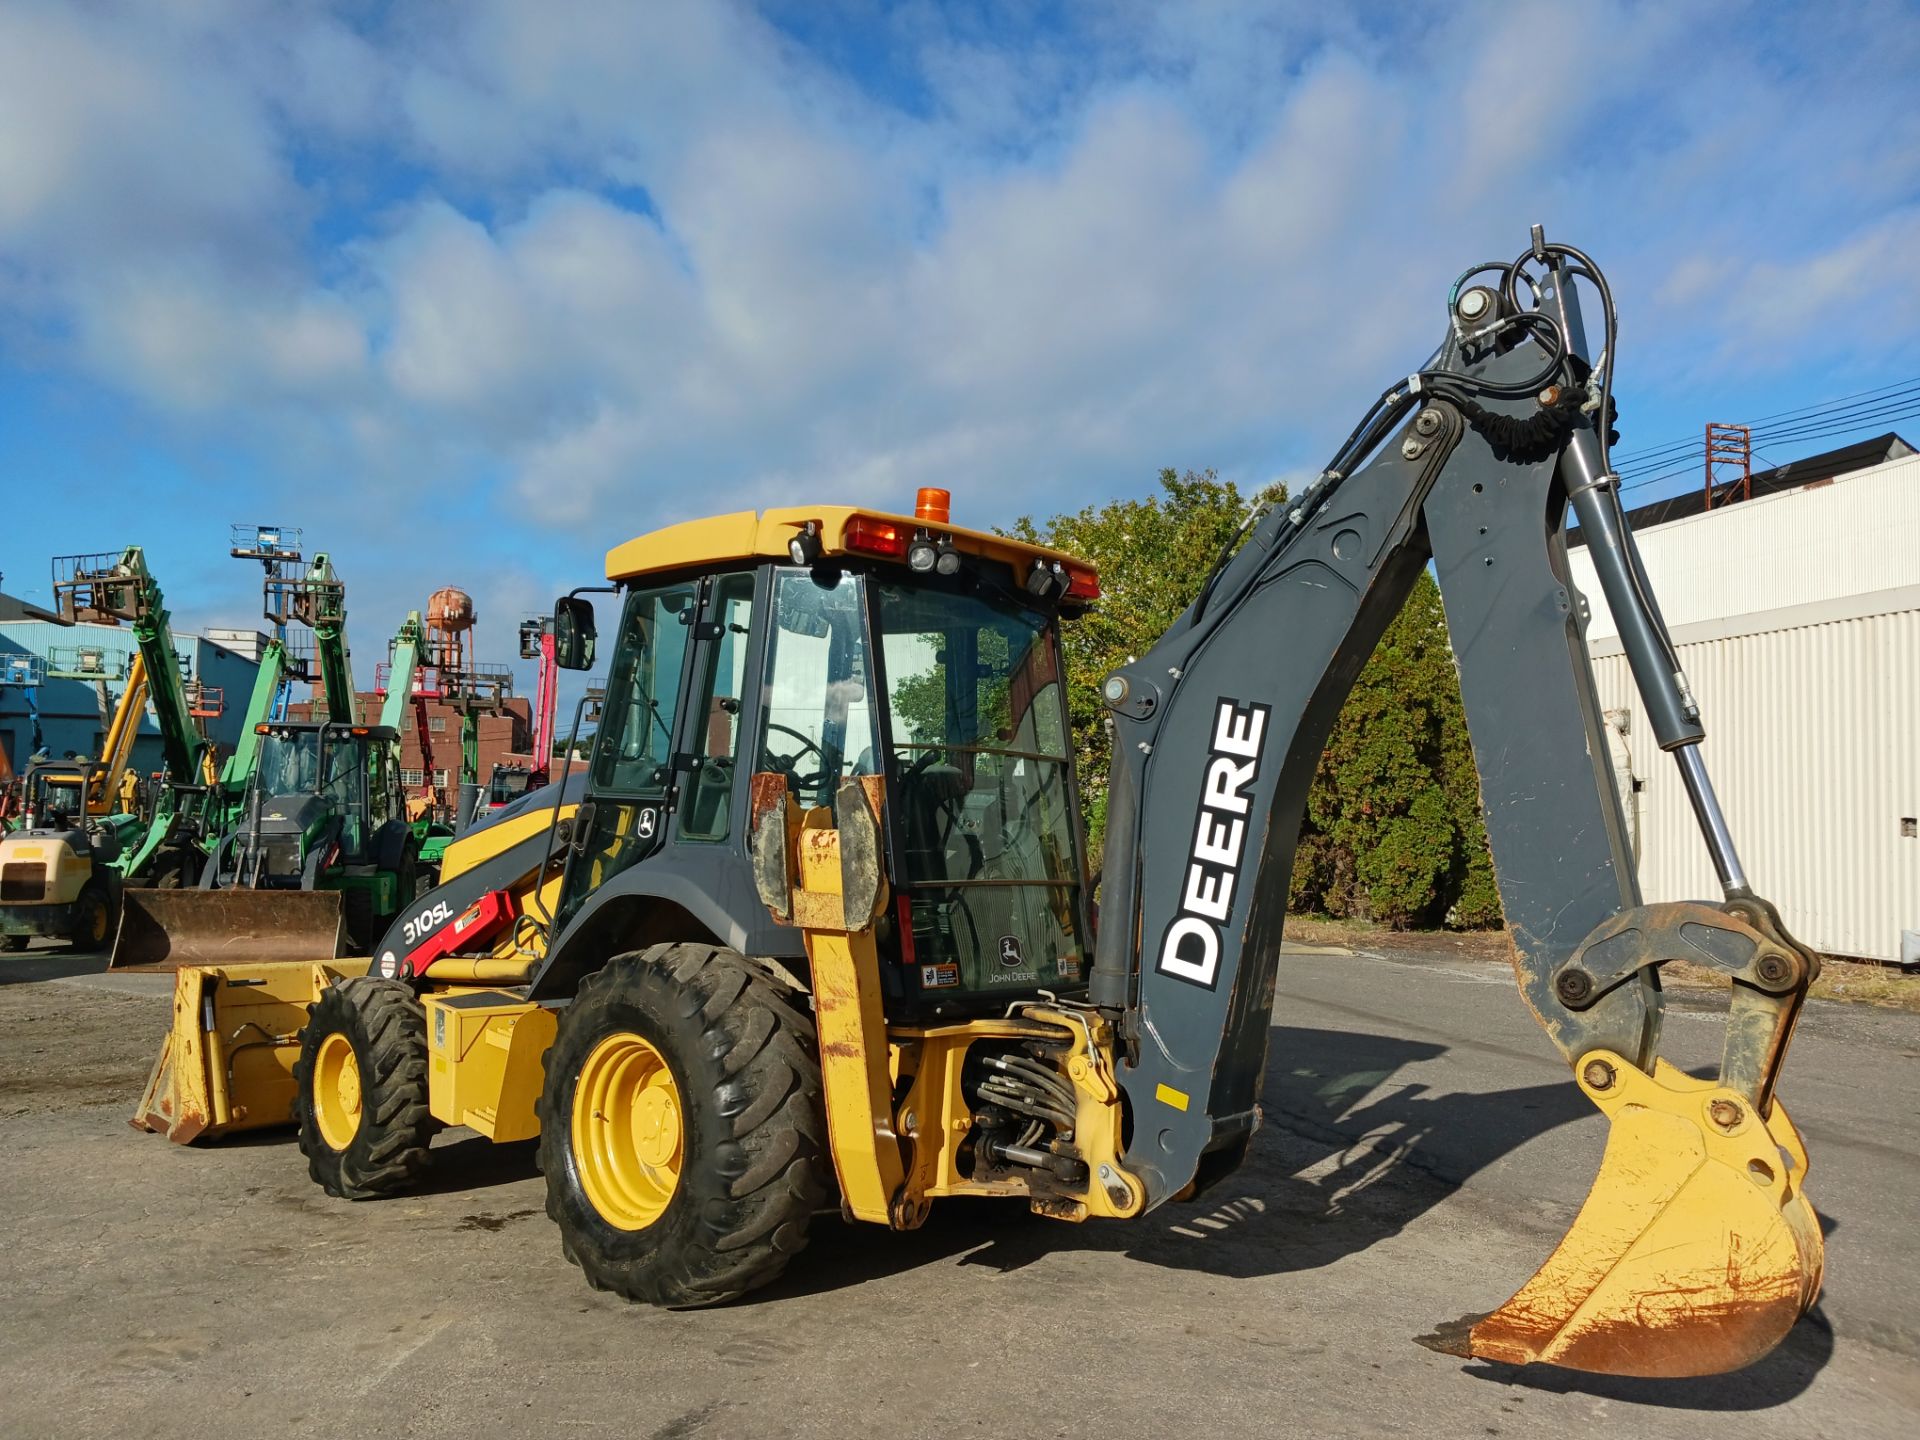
[0,938,1914,1439]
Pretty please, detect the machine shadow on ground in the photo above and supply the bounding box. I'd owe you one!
[0,948,105,985]
[768,1023,1589,1295]
[768,1020,1834,1404]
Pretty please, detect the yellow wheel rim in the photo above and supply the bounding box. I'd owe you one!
[571,1031,684,1230]
[87,899,108,946]
[313,1031,363,1152]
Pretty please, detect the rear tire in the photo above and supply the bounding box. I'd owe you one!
[68,883,111,951]
[1,935,27,953]
[538,943,828,1307]
[294,978,436,1199]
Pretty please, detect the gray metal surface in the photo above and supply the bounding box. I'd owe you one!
[1091,253,1698,1208]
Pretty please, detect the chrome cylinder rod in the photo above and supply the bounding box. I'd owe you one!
[1675,743,1749,896]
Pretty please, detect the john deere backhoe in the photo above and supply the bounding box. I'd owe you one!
[134,231,1823,1378]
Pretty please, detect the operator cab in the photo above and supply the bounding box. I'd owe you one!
[237,721,405,882]
[546,491,1099,1017]
[20,762,98,832]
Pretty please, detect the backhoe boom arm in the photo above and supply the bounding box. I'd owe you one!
[1089,232,1820,1374]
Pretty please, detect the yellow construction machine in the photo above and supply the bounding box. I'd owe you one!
[135,231,1823,1377]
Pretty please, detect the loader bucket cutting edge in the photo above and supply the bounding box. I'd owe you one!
[109,889,347,970]
[1419,1054,1823,1378]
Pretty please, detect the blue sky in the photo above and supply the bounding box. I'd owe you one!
[2,0,1918,702]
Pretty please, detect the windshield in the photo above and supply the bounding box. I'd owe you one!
[871,579,1084,989]
[30,770,88,824]
[258,732,322,797]
[489,767,532,805]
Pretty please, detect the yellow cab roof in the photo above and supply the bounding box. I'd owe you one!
[604,504,1094,589]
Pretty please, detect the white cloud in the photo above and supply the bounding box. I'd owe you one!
[2,0,1918,647]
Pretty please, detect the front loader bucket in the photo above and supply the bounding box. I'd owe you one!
[132,956,371,1142]
[1423,1054,1823,1377]
[109,888,345,970]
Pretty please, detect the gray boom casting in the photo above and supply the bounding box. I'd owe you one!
[1088,228,1816,1208]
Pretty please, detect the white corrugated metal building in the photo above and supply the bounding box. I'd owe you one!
[1566,436,1919,962]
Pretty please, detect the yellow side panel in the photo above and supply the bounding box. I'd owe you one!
[424,991,559,1142]
[437,803,576,884]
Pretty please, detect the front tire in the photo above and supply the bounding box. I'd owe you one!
[1,935,27,953]
[294,978,436,1199]
[538,943,828,1307]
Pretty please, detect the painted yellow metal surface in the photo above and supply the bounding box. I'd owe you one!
[422,989,557,1142]
[790,803,909,1225]
[0,838,91,906]
[570,1030,684,1229]
[1453,1053,1823,1377]
[132,957,373,1143]
[891,1005,1143,1221]
[311,1032,362,1150]
[604,505,1091,587]
[437,803,575,884]
[97,651,149,812]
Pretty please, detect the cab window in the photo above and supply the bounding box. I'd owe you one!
[758,569,877,809]
[680,573,756,841]
[594,583,698,795]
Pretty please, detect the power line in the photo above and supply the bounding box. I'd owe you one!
[1616,385,1920,477]
[1617,398,1920,495]
[1611,374,1920,470]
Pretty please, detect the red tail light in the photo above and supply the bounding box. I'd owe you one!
[1065,565,1101,600]
[845,515,909,559]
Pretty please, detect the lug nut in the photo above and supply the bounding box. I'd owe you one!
[1401,437,1425,460]
[1708,1099,1743,1129]
[1582,1058,1616,1091]
[1556,968,1594,1005]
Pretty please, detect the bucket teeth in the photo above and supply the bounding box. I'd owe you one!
[1430,1055,1823,1378]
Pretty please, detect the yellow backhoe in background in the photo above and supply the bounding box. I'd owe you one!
[133,230,1823,1379]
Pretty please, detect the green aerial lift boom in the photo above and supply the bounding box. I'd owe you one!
[295,554,355,724]
[58,548,212,887]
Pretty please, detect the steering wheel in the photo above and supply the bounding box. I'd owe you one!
[763,723,829,794]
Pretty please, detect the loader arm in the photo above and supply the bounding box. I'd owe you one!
[1089,231,1821,1375]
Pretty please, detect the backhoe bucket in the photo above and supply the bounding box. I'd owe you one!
[132,956,371,1142]
[1424,1054,1823,1377]
[109,889,346,970]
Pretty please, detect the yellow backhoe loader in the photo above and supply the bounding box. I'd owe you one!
[135,230,1823,1378]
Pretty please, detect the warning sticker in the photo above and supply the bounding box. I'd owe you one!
[920,963,960,989]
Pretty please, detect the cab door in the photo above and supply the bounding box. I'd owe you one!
[554,579,701,926]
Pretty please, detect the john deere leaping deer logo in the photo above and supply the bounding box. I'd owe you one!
[998,934,1025,969]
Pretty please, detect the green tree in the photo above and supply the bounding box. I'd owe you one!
[1011,469,1499,929]
[1287,571,1498,927]
[1006,468,1279,856]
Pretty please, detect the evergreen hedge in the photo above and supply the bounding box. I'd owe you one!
[1009,468,1501,929]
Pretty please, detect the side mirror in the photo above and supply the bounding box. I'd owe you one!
[553,596,597,671]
